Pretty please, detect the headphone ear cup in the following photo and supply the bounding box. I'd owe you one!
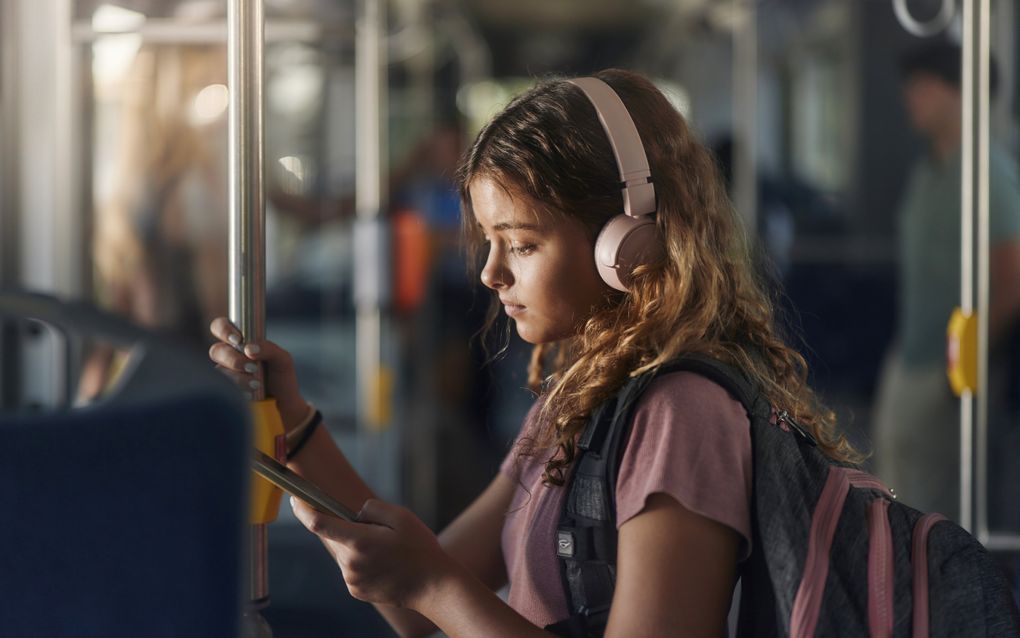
[594,214,664,292]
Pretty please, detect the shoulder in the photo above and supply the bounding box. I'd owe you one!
[624,370,752,471]
[632,370,751,431]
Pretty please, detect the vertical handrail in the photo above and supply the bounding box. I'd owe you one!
[354,0,389,435]
[959,0,976,534]
[0,0,21,408]
[0,0,19,290]
[228,0,267,368]
[732,0,758,235]
[227,0,271,632]
[974,0,991,544]
[959,0,993,539]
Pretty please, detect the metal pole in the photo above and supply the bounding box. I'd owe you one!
[227,0,271,633]
[0,0,21,408]
[975,0,991,545]
[228,0,267,363]
[354,0,390,434]
[353,0,398,499]
[957,0,1020,552]
[972,6,1020,554]
[733,0,758,235]
[959,0,976,534]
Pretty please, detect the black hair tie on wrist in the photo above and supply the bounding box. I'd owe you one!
[286,410,323,461]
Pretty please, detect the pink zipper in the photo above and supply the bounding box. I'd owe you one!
[911,513,946,638]
[868,498,894,638]
[790,467,851,638]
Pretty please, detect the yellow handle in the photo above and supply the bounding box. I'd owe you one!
[366,366,393,432]
[946,308,978,397]
[250,398,286,524]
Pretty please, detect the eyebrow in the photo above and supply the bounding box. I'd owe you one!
[477,221,545,232]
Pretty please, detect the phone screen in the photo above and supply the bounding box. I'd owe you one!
[251,450,359,522]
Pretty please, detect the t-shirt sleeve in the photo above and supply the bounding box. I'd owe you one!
[615,372,753,561]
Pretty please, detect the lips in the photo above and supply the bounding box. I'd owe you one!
[501,301,526,318]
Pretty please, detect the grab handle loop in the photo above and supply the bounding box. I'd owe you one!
[893,0,956,38]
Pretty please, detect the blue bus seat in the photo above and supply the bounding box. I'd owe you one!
[0,291,250,638]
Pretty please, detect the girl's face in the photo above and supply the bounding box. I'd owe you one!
[470,177,609,344]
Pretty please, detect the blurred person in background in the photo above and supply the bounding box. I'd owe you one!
[81,45,228,401]
[389,116,512,519]
[872,40,1020,527]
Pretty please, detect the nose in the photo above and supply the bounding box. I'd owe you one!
[480,245,511,291]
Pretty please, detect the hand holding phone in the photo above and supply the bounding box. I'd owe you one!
[251,450,360,522]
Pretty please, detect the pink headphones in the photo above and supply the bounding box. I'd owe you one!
[568,77,665,292]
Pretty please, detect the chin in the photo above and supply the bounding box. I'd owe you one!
[514,326,545,345]
[513,321,572,345]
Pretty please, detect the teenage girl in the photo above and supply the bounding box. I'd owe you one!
[209,68,859,637]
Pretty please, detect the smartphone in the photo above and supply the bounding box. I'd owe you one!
[251,449,359,522]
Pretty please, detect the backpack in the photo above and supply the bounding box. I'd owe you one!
[544,355,1020,637]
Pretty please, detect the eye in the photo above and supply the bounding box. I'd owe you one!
[511,243,537,256]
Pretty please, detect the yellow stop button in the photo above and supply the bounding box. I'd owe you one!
[946,308,978,397]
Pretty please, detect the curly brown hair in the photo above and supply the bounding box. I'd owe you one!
[457,69,863,486]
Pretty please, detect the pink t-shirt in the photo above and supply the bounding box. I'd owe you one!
[498,372,753,628]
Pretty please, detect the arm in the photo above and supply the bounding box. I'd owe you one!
[990,239,1020,344]
[291,476,739,637]
[412,492,740,637]
[987,149,1020,344]
[605,493,740,637]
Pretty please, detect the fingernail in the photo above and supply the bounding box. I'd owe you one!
[227,333,241,345]
[290,496,296,509]
[244,362,258,374]
[245,344,261,356]
[249,379,261,390]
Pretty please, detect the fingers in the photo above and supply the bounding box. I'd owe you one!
[355,499,402,530]
[241,339,293,369]
[214,366,262,399]
[208,318,262,397]
[291,496,367,542]
[209,317,243,348]
[208,316,292,371]
[209,340,253,370]
[208,316,305,409]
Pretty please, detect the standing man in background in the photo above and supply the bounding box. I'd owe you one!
[873,40,1020,527]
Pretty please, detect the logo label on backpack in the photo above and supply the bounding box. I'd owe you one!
[556,531,575,558]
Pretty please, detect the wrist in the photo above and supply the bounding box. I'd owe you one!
[285,407,322,460]
[277,397,310,433]
[411,557,470,617]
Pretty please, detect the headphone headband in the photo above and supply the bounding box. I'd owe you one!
[567,77,656,217]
